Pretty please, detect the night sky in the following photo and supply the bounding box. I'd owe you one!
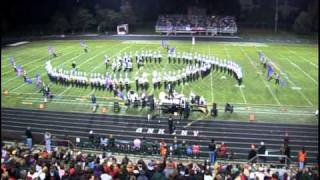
[1,0,317,34]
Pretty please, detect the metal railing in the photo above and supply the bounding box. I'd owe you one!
[248,153,291,167]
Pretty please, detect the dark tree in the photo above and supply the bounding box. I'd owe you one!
[51,12,70,34]
[120,0,137,25]
[70,8,96,32]
[96,8,122,31]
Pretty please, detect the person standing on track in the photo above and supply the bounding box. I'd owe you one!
[298,146,307,170]
[208,138,216,168]
[168,116,174,135]
[160,139,167,158]
[25,127,33,150]
[91,94,97,112]
[44,130,52,152]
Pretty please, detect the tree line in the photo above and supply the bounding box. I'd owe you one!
[51,7,124,34]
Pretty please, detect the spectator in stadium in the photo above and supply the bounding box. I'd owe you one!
[88,130,94,145]
[280,143,291,164]
[217,141,228,159]
[101,167,113,180]
[44,130,52,152]
[248,144,257,162]
[283,131,290,146]
[163,159,175,178]
[285,144,291,160]
[186,143,193,157]
[180,140,187,157]
[204,170,213,180]
[258,141,266,163]
[108,134,115,149]
[25,127,33,150]
[125,161,136,179]
[1,141,319,180]
[208,138,216,166]
[133,137,142,151]
[100,135,108,150]
[192,143,200,159]
[151,157,167,180]
[168,116,174,134]
[137,170,148,180]
[298,146,307,170]
[146,160,155,179]
[160,139,167,158]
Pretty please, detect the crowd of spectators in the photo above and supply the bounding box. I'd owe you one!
[1,128,317,179]
[76,132,233,163]
[155,15,237,34]
[1,141,318,180]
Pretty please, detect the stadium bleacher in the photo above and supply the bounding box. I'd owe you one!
[1,139,318,179]
[2,108,318,166]
[155,15,237,35]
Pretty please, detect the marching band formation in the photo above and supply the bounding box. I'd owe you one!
[45,50,243,94]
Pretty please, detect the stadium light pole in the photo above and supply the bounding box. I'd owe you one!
[274,0,279,33]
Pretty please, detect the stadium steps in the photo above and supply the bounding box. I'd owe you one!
[1,107,318,164]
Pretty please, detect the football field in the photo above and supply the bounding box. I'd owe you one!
[1,40,318,124]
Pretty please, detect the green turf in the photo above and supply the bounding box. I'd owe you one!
[1,40,318,124]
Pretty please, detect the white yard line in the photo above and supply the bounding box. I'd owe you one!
[9,83,34,92]
[282,58,318,85]
[89,45,133,73]
[9,53,84,92]
[147,46,163,95]
[271,63,314,106]
[2,45,74,68]
[207,44,214,103]
[2,47,74,75]
[210,70,214,103]
[1,47,46,65]
[285,47,318,69]
[224,44,247,104]
[10,44,122,93]
[255,47,314,106]
[57,86,73,97]
[239,47,281,105]
[3,48,78,85]
[59,43,125,96]
[87,89,96,97]
[181,43,195,94]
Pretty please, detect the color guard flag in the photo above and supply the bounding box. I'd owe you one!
[259,52,264,62]
[16,65,23,76]
[35,74,41,88]
[267,63,273,78]
[9,56,15,65]
[80,40,86,47]
[168,47,176,54]
[161,40,164,48]
[48,46,53,55]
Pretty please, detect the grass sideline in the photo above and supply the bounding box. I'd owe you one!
[1,40,318,125]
